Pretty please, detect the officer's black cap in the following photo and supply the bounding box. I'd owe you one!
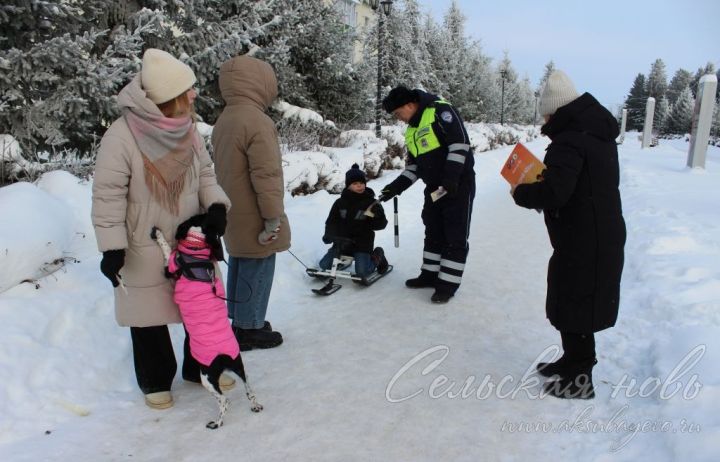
[382,86,418,113]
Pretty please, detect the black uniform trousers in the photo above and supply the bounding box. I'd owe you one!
[420,179,475,295]
[129,325,200,394]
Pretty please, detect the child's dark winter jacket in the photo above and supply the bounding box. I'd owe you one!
[323,187,387,254]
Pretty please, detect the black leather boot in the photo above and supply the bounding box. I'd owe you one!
[543,360,596,399]
[405,270,437,288]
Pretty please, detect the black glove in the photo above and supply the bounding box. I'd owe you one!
[441,178,459,197]
[380,183,401,202]
[100,249,125,287]
[322,234,333,244]
[204,203,227,237]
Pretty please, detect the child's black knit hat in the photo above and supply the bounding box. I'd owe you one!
[345,163,367,187]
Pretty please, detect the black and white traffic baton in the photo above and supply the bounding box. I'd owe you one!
[393,196,399,248]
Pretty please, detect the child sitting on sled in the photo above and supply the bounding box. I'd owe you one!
[319,164,389,276]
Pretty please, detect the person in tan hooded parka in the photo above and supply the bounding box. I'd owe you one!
[91,49,232,410]
[212,55,290,350]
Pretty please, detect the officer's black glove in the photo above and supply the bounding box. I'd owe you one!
[322,234,333,245]
[380,183,401,202]
[100,249,125,287]
[204,203,227,237]
[441,178,459,197]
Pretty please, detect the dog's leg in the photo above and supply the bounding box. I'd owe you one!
[200,372,229,430]
[243,380,263,413]
[150,227,172,266]
[229,356,263,412]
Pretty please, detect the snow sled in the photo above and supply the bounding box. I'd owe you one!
[306,255,392,295]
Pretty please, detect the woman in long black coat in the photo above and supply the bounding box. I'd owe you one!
[512,70,626,399]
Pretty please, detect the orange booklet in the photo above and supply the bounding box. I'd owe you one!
[500,143,545,187]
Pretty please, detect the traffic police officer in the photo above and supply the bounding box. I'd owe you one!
[380,86,475,303]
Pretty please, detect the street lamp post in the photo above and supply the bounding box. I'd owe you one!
[499,68,507,125]
[370,0,393,138]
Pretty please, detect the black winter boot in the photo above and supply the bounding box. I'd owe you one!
[233,326,283,351]
[405,271,437,288]
[371,247,389,274]
[541,332,597,399]
[430,290,454,304]
[536,357,598,377]
[543,361,596,399]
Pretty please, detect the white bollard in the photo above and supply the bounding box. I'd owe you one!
[641,97,655,148]
[687,74,718,169]
[618,108,627,144]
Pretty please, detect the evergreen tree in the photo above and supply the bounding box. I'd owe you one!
[646,59,668,126]
[0,0,373,154]
[624,73,648,130]
[433,0,466,101]
[690,62,716,97]
[492,53,533,124]
[269,0,372,124]
[538,60,556,90]
[711,103,720,138]
[425,0,495,122]
[419,15,448,96]
[383,0,431,89]
[664,86,695,134]
[458,42,493,121]
[646,59,668,99]
[0,1,149,154]
[666,69,693,106]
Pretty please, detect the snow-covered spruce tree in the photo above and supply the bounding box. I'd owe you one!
[458,43,493,122]
[493,54,535,124]
[656,97,670,134]
[624,73,647,131]
[383,0,435,91]
[0,1,146,156]
[417,15,446,95]
[667,68,693,106]
[538,60,556,90]
[423,0,495,122]
[690,62,716,98]
[646,59,668,129]
[433,1,467,113]
[712,104,720,139]
[664,86,694,135]
[269,0,372,125]
[125,1,280,125]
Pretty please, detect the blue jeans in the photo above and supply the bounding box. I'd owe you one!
[226,254,276,329]
[319,248,375,277]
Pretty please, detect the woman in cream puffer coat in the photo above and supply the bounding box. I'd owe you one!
[91,49,230,409]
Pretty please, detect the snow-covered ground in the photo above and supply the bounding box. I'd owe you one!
[0,133,718,461]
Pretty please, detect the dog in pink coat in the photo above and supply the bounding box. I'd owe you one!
[151,215,262,429]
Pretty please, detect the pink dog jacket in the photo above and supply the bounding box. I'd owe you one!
[169,240,240,367]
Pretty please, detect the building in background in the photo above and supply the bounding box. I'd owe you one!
[331,0,376,63]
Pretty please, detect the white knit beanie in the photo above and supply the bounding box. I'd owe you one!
[539,70,579,116]
[141,49,197,105]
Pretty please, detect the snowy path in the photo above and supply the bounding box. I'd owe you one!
[1,138,718,461]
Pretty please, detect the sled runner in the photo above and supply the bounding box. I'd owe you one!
[306,254,393,295]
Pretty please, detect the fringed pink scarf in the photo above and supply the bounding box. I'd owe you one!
[124,108,202,215]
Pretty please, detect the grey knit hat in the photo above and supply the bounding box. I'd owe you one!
[539,70,579,116]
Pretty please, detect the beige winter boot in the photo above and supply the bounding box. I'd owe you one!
[144,391,174,410]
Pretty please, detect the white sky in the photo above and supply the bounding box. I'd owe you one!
[421,0,720,111]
